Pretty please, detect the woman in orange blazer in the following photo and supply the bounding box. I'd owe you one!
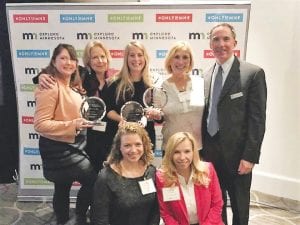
[156,132,224,225]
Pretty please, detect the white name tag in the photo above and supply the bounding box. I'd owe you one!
[190,76,204,106]
[138,179,156,195]
[92,121,107,132]
[162,186,180,202]
[230,92,243,99]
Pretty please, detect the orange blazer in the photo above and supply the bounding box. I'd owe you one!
[156,162,224,225]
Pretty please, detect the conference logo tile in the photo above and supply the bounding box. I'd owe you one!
[60,14,95,23]
[156,13,193,22]
[22,116,34,124]
[132,32,176,40]
[24,178,52,185]
[24,178,80,186]
[156,50,168,59]
[108,14,143,23]
[206,13,243,22]
[23,147,40,156]
[13,14,48,23]
[22,32,65,40]
[203,50,240,58]
[20,84,36,92]
[110,50,124,58]
[17,50,50,58]
[76,32,120,40]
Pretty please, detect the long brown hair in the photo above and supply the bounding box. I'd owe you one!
[42,43,85,94]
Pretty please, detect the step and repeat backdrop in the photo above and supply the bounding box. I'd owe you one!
[6,2,250,201]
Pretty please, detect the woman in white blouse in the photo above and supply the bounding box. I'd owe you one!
[161,41,204,151]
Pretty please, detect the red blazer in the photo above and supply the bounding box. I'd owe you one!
[156,162,224,225]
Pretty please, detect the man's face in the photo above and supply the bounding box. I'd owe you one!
[210,25,237,64]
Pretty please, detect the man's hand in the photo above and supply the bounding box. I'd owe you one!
[238,159,254,175]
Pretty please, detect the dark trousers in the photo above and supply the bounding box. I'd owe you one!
[44,158,97,224]
[201,132,252,225]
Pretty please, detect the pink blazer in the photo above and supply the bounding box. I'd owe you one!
[156,162,224,225]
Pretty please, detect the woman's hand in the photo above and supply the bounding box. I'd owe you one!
[145,108,163,120]
[38,73,56,89]
[75,118,93,131]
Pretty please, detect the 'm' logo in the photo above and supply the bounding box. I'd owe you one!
[191,68,203,76]
[27,100,36,107]
[25,67,40,75]
[132,32,148,40]
[30,163,42,170]
[188,32,210,40]
[28,133,39,140]
[22,33,38,40]
[76,33,92,40]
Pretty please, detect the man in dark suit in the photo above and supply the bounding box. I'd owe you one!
[201,23,267,225]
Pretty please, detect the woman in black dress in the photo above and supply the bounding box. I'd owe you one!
[105,41,162,150]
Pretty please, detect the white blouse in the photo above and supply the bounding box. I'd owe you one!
[161,75,204,150]
[177,172,199,224]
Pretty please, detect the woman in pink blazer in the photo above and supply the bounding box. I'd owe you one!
[156,132,224,225]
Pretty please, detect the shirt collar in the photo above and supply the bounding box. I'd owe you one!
[218,54,235,75]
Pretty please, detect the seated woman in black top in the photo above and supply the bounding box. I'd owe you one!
[91,122,160,225]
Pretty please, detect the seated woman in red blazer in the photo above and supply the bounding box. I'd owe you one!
[156,132,224,225]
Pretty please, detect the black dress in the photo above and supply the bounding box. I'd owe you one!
[91,165,160,225]
[82,69,110,172]
[105,79,156,150]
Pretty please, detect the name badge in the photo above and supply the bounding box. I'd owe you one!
[92,121,107,132]
[162,186,180,202]
[138,179,156,195]
[230,92,243,99]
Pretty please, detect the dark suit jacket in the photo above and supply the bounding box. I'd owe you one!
[203,56,267,174]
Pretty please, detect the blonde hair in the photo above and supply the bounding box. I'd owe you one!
[161,132,210,187]
[110,41,152,103]
[107,122,154,172]
[164,41,194,74]
[82,40,112,73]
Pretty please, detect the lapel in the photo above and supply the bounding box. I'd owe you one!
[178,185,189,223]
[204,65,215,106]
[218,56,240,103]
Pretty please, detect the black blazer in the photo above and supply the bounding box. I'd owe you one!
[203,56,267,174]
